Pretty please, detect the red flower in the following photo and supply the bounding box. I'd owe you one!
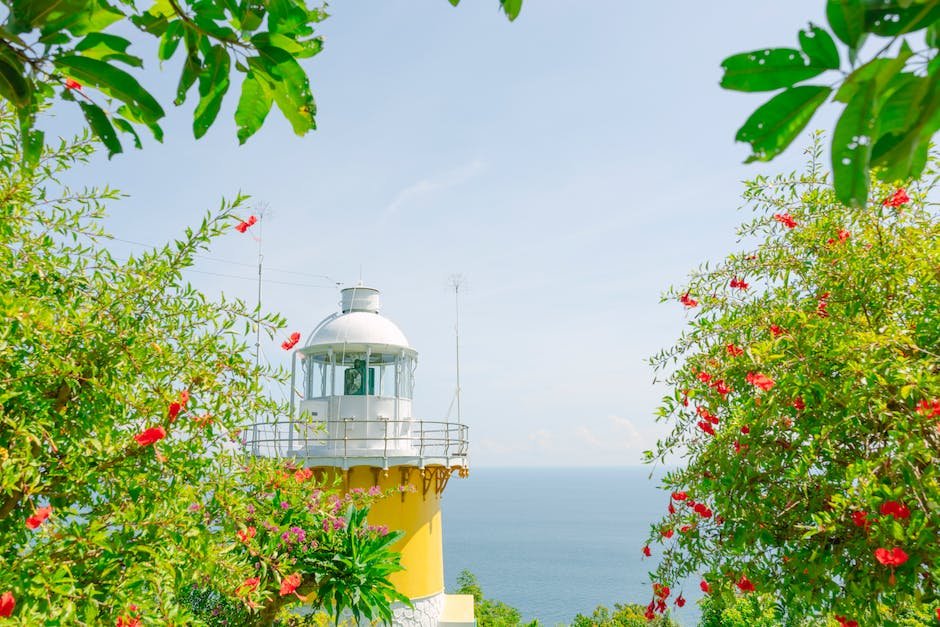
[680,525,692,533]
[675,594,686,607]
[726,344,744,357]
[294,467,313,482]
[668,502,676,515]
[770,324,785,337]
[237,577,260,595]
[736,575,755,593]
[834,615,858,627]
[879,501,910,520]
[773,213,797,228]
[851,511,870,529]
[281,331,301,350]
[0,591,14,617]
[693,503,713,518]
[116,616,141,627]
[65,78,82,90]
[730,277,749,290]
[661,528,674,539]
[237,526,256,543]
[700,580,711,594]
[697,371,712,383]
[697,420,716,436]
[712,380,731,396]
[25,505,52,530]
[653,583,670,599]
[679,292,698,308]
[874,547,908,566]
[168,402,182,423]
[792,397,806,411]
[235,215,258,233]
[746,372,774,391]
[883,188,909,208]
[178,389,190,409]
[134,426,166,447]
[642,545,651,557]
[279,573,302,596]
[671,491,687,501]
[733,440,742,454]
[681,390,689,407]
[916,399,940,417]
[935,608,939,621]
[838,229,850,242]
[644,602,655,620]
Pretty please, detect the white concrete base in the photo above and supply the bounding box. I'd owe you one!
[438,594,475,626]
[391,592,444,626]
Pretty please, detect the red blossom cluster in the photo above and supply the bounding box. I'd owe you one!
[792,397,806,411]
[729,277,749,290]
[816,292,830,318]
[736,575,755,593]
[692,502,712,518]
[773,213,798,228]
[134,426,166,447]
[746,372,774,391]
[281,331,301,350]
[642,545,651,557]
[0,591,13,617]
[770,324,785,337]
[883,188,910,208]
[116,608,141,627]
[726,343,744,357]
[279,573,302,596]
[25,505,52,530]
[661,527,674,539]
[679,291,698,308]
[827,229,851,245]
[696,420,716,436]
[916,398,940,417]
[874,547,908,567]
[879,500,910,520]
[834,614,858,627]
[696,406,719,424]
[236,526,256,543]
[671,491,687,501]
[712,379,731,396]
[235,215,258,233]
[698,371,711,384]
[644,583,672,619]
[238,577,260,596]
[699,579,711,594]
[851,510,870,529]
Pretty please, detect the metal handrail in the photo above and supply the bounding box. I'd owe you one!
[245,418,469,466]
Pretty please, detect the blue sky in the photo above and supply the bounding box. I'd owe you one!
[50,0,834,466]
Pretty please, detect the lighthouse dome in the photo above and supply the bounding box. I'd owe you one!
[305,286,412,351]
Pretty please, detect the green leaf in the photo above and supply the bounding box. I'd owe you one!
[253,45,316,135]
[113,117,142,149]
[54,55,165,123]
[831,80,877,207]
[735,85,832,162]
[158,20,184,61]
[835,42,913,103]
[0,50,31,107]
[78,101,122,157]
[175,52,200,106]
[251,32,323,59]
[193,45,230,139]
[74,33,142,68]
[720,48,827,92]
[799,23,840,70]
[871,77,940,181]
[865,1,940,36]
[826,0,866,50]
[500,0,522,21]
[234,73,273,145]
[267,0,311,36]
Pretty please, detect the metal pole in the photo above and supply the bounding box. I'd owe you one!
[251,211,264,456]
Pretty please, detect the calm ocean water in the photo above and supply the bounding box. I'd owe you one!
[441,467,702,627]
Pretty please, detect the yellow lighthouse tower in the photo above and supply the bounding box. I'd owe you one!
[275,286,473,626]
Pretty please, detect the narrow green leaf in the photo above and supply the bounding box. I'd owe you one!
[251,32,323,59]
[826,0,866,50]
[500,0,522,21]
[831,80,877,207]
[175,53,200,106]
[720,48,826,92]
[234,73,273,145]
[54,55,164,123]
[0,51,31,107]
[799,23,840,70]
[193,45,230,139]
[158,20,184,61]
[865,2,940,36]
[113,117,142,149]
[736,85,832,162]
[74,33,142,67]
[78,101,122,157]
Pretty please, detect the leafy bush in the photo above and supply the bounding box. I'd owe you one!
[571,602,679,626]
[454,570,539,627]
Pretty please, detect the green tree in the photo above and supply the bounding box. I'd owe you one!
[643,135,939,625]
[454,570,539,627]
[721,0,939,208]
[571,602,679,627]
[0,106,404,624]
[0,0,521,162]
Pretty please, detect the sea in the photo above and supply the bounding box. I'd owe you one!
[441,467,702,627]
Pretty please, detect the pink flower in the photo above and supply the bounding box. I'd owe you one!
[746,372,774,391]
[883,188,909,208]
[26,505,52,530]
[874,547,908,567]
[773,213,797,228]
[134,426,166,447]
[281,331,301,350]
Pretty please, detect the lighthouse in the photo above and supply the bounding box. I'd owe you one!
[257,285,473,626]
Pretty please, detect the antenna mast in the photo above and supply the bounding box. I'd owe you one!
[449,274,465,424]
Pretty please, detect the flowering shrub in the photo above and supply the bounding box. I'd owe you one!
[0,109,404,624]
[644,136,939,624]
